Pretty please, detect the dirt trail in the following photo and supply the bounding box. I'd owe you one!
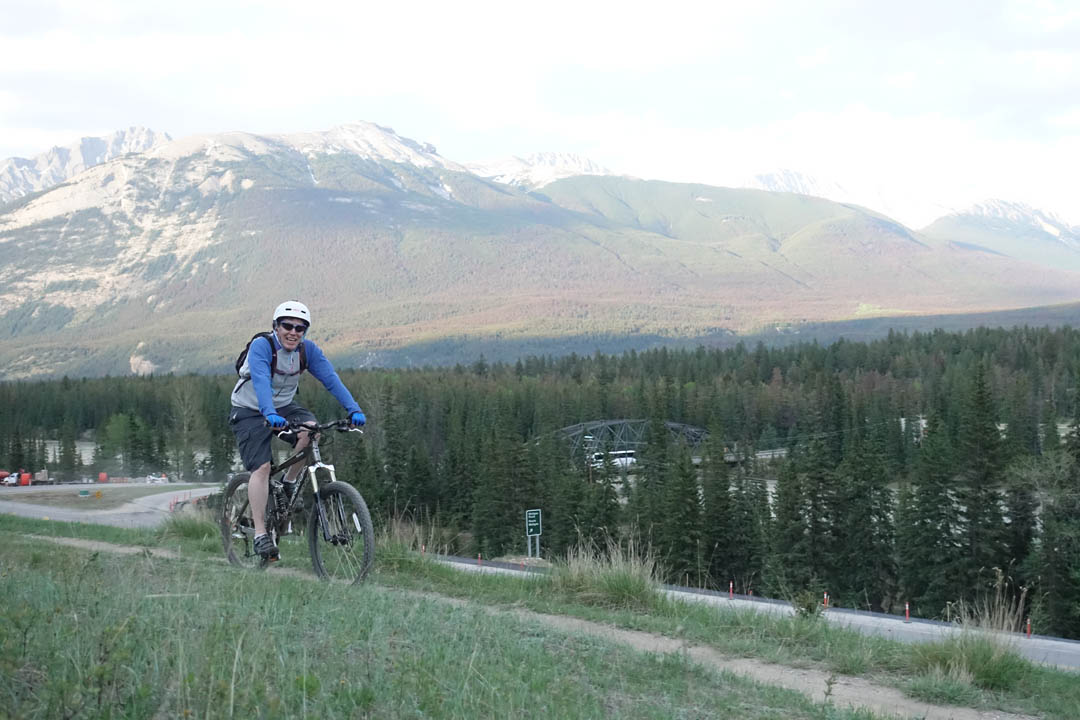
[35,536,1036,720]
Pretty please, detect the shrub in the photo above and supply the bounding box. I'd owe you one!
[548,535,663,611]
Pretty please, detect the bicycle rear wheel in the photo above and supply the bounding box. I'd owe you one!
[308,481,374,583]
[221,472,270,570]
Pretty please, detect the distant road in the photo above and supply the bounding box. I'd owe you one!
[440,555,1080,671]
[0,485,219,528]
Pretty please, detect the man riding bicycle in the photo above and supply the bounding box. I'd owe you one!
[229,300,366,561]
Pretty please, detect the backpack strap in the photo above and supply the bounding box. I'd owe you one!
[269,334,307,376]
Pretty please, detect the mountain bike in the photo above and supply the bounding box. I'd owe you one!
[220,418,375,583]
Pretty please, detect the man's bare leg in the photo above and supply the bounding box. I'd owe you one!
[249,462,271,536]
[283,426,315,484]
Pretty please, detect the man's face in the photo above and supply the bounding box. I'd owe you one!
[274,317,308,351]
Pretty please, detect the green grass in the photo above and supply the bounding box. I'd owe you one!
[909,633,1032,693]
[370,524,1080,719]
[0,513,159,546]
[0,530,884,720]
[157,510,223,555]
[547,537,662,612]
[3,513,1080,719]
[904,664,982,706]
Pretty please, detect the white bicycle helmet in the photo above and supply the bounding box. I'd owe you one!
[273,300,311,327]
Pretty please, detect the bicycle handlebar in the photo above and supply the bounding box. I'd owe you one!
[266,418,365,438]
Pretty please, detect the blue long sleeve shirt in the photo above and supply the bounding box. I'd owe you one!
[230,332,361,417]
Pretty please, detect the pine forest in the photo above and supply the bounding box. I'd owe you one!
[3,325,1080,640]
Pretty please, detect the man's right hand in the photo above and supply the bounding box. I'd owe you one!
[265,413,287,428]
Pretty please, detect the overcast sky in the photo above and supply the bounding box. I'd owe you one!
[2,0,1078,226]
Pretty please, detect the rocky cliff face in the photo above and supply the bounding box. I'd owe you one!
[0,127,171,203]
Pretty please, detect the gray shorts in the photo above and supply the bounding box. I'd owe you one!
[229,403,317,471]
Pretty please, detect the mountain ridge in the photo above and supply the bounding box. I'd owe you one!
[922,200,1080,271]
[467,152,615,189]
[2,123,1079,379]
[0,127,171,204]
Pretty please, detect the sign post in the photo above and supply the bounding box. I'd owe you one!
[525,508,542,558]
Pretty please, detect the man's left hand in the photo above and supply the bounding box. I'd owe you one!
[349,411,366,427]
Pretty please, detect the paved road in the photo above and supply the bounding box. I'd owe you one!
[0,484,220,528]
[441,555,1080,671]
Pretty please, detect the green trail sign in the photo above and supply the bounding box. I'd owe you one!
[525,509,542,537]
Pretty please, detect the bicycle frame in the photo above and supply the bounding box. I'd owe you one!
[269,422,356,540]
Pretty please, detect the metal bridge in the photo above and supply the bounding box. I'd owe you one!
[559,419,708,458]
[557,419,787,465]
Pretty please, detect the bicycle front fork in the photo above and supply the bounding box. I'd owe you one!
[307,461,340,542]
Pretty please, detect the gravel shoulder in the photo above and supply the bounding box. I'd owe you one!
[0,486,218,527]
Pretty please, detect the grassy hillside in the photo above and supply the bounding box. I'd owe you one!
[3,512,1079,719]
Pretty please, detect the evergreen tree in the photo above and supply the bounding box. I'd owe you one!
[1042,399,1061,454]
[626,416,669,548]
[405,445,438,521]
[700,430,734,587]
[799,427,838,588]
[896,414,964,617]
[470,398,535,557]
[1029,381,1080,638]
[729,464,770,594]
[440,408,477,526]
[1002,460,1038,586]
[169,380,204,481]
[657,444,702,584]
[955,361,1008,595]
[381,389,411,516]
[470,428,517,556]
[1028,452,1080,639]
[58,419,79,481]
[831,432,896,610]
[1003,376,1040,461]
[577,449,621,548]
[540,444,586,558]
[821,372,848,467]
[767,457,811,595]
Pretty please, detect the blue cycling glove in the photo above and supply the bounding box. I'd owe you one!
[349,411,366,427]
[265,413,287,429]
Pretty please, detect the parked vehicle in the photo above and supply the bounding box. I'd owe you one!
[590,449,636,470]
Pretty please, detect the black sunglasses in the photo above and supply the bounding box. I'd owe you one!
[278,321,308,333]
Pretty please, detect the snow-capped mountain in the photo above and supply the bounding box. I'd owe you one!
[281,121,466,171]
[922,199,1080,271]
[467,152,614,189]
[740,169,957,229]
[0,127,170,204]
[963,200,1080,244]
[4,120,1080,379]
[143,121,467,177]
[741,169,853,201]
[0,122,504,333]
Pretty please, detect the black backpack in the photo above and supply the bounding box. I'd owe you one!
[235,332,307,377]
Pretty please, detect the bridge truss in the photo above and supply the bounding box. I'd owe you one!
[558,419,709,461]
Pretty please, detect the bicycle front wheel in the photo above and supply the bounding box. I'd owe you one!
[308,481,374,583]
[220,472,269,570]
